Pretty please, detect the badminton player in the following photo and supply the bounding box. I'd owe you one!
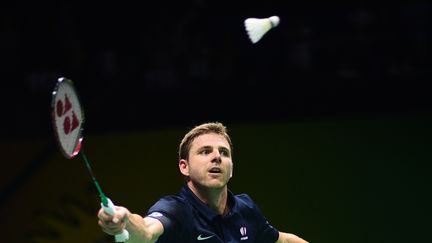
[97,122,308,243]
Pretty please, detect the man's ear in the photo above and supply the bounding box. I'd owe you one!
[179,159,190,176]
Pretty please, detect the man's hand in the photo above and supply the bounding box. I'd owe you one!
[97,206,130,236]
[97,206,164,243]
[277,232,309,243]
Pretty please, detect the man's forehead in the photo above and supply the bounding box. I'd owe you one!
[191,133,230,148]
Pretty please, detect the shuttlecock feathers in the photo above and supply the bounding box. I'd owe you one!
[244,16,280,44]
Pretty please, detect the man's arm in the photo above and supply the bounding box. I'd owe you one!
[124,214,164,243]
[277,231,308,243]
[98,206,164,243]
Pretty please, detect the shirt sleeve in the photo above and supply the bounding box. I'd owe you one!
[145,196,188,242]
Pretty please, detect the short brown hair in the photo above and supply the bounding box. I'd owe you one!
[179,122,233,161]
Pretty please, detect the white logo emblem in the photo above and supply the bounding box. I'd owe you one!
[240,226,248,241]
[148,212,163,217]
[197,234,214,240]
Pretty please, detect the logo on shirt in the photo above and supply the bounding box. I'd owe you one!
[197,234,214,241]
[148,212,163,217]
[240,226,248,241]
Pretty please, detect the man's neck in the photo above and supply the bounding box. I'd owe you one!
[187,182,229,216]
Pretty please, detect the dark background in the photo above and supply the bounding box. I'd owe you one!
[1,3,431,138]
[0,2,431,243]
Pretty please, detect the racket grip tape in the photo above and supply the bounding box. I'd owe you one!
[102,197,130,242]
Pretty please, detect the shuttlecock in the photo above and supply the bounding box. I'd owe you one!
[244,16,280,44]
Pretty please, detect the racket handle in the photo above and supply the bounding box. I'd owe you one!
[102,197,130,242]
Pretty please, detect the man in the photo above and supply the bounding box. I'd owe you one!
[98,122,308,243]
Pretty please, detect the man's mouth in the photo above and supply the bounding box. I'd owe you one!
[208,167,222,173]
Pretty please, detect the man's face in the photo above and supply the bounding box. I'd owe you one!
[180,133,233,189]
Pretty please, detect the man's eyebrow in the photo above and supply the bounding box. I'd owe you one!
[197,145,229,151]
[197,145,212,151]
[219,146,231,153]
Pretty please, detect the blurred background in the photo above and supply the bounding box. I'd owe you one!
[0,2,431,243]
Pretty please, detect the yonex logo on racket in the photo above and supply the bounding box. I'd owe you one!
[56,94,80,135]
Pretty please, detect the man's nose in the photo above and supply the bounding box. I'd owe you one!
[211,150,222,163]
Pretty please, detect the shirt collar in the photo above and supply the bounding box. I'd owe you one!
[180,185,239,221]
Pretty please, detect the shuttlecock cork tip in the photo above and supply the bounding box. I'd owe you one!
[269,16,280,28]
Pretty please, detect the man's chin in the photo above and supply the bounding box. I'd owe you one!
[190,178,229,190]
[206,179,229,189]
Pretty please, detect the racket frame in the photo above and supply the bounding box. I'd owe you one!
[51,77,85,159]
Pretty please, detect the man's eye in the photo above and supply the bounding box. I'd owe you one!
[220,150,230,156]
[200,150,210,155]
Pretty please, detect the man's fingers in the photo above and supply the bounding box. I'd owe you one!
[99,219,125,228]
[98,219,125,235]
[102,226,122,236]
[98,206,130,237]
[97,208,113,221]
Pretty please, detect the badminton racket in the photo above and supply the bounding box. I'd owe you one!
[51,77,129,242]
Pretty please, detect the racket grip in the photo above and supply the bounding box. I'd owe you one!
[102,197,130,242]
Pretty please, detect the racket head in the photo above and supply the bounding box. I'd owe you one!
[51,77,85,159]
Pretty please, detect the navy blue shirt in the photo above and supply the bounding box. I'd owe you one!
[146,185,279,243]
